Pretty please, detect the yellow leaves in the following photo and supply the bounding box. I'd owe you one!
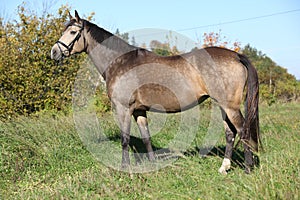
[233,46,241,52]
[87,12,96,21]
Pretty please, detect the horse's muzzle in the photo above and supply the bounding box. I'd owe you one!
[51,45,61,61]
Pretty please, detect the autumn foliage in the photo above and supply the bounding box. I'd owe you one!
[0,5,86,119]
[201,31,241,52]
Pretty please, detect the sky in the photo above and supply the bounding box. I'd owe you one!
[2,0,300,79]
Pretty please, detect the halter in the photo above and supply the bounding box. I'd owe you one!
[55,23,84,58]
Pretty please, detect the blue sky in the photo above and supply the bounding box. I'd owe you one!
[2,0,300,79]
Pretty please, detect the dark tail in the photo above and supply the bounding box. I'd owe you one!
[239,54,261,152]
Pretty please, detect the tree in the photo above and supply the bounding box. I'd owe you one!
[150,40,171,56]
[0,4,92,119]
[130,36,137,46]
[242,44,300,103]
[115,28,129,42]
[149,40,180,56]
[201,30,241,52]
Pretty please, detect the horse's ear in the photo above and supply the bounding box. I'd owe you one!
[75,10,81,22]
[68,11,73,20]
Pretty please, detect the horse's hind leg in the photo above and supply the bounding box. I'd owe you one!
[219,108,244,174]
[218,108,238,174]
[133,110,155,161]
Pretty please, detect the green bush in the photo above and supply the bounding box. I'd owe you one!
[0,5,87,119]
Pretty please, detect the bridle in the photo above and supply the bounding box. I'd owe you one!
[55,23,84,58]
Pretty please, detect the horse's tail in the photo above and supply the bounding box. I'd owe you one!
[239,54,261,152]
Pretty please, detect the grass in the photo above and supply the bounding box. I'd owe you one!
[0,103,299,199]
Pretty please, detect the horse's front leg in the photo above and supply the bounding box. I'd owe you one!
[115,103,132,168]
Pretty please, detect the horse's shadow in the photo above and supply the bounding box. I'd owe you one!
[105,135,260,170]
[188,146,260,170]
[106,135,178,163]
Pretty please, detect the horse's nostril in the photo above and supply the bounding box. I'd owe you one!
[52,49,57,56]
[51,49,58,59]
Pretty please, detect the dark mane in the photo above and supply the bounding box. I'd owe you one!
[83,19,136,52]
[84,20,114,44]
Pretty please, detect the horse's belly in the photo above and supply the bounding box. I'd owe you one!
[136,84,201,112]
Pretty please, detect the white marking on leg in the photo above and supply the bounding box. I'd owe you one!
[218,158,231,175]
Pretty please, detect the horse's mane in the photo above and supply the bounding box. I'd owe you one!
[84,20,114,44]
[83,19,137,53]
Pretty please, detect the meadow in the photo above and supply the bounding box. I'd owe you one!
[0,103,299,199]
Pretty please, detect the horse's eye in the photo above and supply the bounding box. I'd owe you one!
[70,31,77,35]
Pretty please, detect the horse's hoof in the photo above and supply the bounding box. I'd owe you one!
[244,167,251,174]
[218,158,231,175]
[148,153,155,162]
[121,162,130,170]
[218,167,228,175]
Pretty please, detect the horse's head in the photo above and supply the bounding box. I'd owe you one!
[51,10,86,60]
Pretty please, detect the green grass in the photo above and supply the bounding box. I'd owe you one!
[0,103,299,199]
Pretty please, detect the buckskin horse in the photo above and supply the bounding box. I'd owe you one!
[51,11,260,174]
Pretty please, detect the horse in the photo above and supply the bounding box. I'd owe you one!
[51,10,260,174]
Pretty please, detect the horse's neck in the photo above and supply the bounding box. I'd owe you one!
[86,31,136,80]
